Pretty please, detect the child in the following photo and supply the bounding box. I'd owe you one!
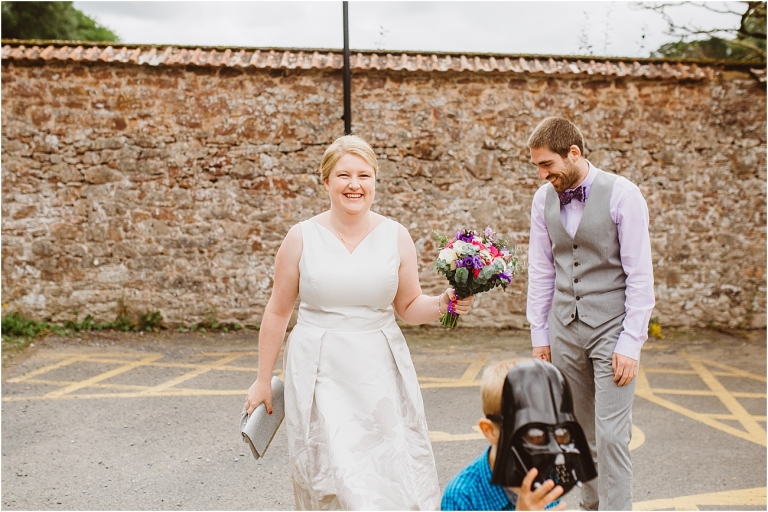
[441,359,573,511]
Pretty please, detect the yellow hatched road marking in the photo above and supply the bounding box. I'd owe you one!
[633,486,766,510]
[199,351,258,357]
[643,368,761,378]
[42,355,163,399]
[636,356,767,447]
[628,424,645,451]
[458,355,487,383]
[6,355,84,383]
[686,357,766,444]
[216,365,260,373]
[703,413,767,421]
[643,368,696,374]
[690,358,767,382]
[138,353,244,395]
[652,388,766,398]
[12,378,150,391]
[420,381,481,389]
[2,388,252,402]
[34,352,150,359]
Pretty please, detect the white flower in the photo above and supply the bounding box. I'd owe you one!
[452,240,468,255]
[438,248,458,270]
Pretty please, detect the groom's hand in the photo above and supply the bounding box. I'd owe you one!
[612,353,638,387]
[531,346,551,362]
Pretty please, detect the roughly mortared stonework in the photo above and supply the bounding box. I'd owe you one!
[2,58,766,330]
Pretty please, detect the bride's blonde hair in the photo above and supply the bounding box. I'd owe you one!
[320,135,378,182]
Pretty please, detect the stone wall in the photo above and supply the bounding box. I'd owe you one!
[2,56,766,330]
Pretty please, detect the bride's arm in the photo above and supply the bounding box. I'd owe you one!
[245,224,302,415]
[393,223,473,325]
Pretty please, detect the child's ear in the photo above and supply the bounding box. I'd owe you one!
[478,418,500,445]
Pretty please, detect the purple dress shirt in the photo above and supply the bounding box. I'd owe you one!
[527,161,655,360]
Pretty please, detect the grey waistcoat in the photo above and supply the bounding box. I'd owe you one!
[544,170,627,328]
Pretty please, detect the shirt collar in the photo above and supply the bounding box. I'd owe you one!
[564,159,598,194]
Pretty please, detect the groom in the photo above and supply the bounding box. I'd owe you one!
[524,117,655,510]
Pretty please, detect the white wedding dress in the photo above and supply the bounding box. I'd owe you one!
[282,218,441,510]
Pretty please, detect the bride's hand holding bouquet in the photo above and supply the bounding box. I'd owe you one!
[433,227,526,328]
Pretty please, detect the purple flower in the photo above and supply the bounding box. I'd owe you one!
[456,230,475,243]
[455,255,481,270]
[483,227,494,238]
[496,272,513,283]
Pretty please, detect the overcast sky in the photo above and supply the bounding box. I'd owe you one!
[73,1,743,59]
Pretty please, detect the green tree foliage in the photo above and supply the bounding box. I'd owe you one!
[1,1,119,42]
[648,1,765,63]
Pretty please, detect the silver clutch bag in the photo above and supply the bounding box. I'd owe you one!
[240,375,285,460]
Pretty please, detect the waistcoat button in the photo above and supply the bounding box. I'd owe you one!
[573,245,578,250]
[574,278,580,283]
[576,296,581,301]
[574,262,580,267]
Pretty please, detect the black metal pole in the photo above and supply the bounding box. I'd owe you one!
[342,1,351,135]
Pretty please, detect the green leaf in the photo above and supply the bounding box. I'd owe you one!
[455,267,469,288]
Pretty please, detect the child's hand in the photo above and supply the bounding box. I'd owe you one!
[514,468,566,510]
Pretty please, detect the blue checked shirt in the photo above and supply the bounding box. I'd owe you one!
[441,447,561,511]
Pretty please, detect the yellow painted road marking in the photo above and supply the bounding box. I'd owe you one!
[11,378,150,391]
[139,353,244,395]
[686,356,766,445]
[628,424,645,451]
[43,355,163,399]
[430,426,485,442]
[459,355,487,383]
[32,352,152,359]
[6,355,84,383]
[704,413,766,421]
[633,486,766,510]
[199,351,258,357]
[4,349,764,455]
[691,358,767,382]
[420,381,481,389]
[652,388,766,398]
[636,359,767,447]
[1,389,256,401]
[643,368,698,375]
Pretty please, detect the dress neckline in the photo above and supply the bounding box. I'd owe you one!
[311,218,388,255]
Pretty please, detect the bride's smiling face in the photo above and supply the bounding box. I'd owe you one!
[324,153,376,215]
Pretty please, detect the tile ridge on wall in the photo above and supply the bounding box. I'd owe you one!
[3,41,753,81]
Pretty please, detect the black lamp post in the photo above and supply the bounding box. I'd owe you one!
[342,1,351,135]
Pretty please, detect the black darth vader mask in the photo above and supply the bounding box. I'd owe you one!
[490,359,597,494]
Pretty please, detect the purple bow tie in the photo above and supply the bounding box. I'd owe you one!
[558,186,586,206]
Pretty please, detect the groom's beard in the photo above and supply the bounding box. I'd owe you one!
[559,158,582,192]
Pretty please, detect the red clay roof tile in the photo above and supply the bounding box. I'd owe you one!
[1,42,762,81]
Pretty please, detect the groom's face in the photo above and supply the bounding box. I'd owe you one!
[530,147,581,194]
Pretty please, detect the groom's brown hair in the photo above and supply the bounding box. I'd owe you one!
[527,117,585,159]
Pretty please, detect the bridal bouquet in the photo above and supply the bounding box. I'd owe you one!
[433,227,525,328]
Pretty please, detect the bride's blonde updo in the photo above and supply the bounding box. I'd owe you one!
[319,134,378,182]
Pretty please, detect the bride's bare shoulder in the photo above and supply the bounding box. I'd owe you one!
[306,211,330,229]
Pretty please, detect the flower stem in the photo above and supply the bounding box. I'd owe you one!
[440,312,460,329]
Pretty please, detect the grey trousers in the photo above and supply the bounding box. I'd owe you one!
[549,312,636,511]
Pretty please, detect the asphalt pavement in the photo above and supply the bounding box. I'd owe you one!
[1,326,765,510]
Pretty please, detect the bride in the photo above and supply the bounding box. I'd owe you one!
[245,134,474,510]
